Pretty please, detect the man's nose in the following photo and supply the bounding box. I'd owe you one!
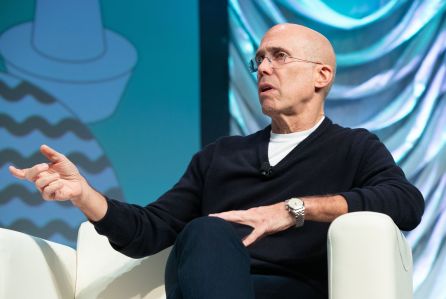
[257,57,273,75]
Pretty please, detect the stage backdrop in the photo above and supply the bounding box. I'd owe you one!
[0,0,199,247]
[228,1,446,298]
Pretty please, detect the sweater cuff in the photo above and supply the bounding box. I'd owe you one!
[90,197,132,248]
[339,191,363,213]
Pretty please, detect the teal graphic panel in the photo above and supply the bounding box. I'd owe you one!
[0,0,199,247]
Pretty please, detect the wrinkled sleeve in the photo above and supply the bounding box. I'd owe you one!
[91,143,215,258]
[340,132,425,231]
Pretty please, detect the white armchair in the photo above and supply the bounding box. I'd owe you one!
[0,212,413,299]
[328,212,413,299]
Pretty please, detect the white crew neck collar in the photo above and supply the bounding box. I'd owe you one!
[270,117,325,142]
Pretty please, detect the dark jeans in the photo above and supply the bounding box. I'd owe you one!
[165,217,325,299]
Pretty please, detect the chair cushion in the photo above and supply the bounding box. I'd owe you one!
[75,221,171,299]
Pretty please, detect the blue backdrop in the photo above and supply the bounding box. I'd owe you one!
[0,0,199,247]
[229,0,446,298]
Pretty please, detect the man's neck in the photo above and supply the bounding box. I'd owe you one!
[271,112,325,134]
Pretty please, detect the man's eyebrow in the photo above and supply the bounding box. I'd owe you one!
[255,46,291,57]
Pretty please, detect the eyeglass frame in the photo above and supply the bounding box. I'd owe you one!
[248,51,322,73]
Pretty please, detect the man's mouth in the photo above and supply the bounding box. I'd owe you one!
[259,83,275,93]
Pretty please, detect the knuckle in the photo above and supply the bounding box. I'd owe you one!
[257,227,266,235]
[35,180,43,190]
[42,192,50,200]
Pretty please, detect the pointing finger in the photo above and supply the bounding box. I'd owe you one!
[40,144,65,163]
[9,165,27,180]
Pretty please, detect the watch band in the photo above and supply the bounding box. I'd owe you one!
[286,198,305,227]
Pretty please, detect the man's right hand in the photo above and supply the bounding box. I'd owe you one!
[9,144,108,221]
[9,144,85,201]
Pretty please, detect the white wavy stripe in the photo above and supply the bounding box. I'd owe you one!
[0,95,75,123]
[0,128,103,159]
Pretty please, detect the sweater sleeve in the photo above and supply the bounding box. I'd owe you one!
[91,143,215,258]
[340,131,425,231]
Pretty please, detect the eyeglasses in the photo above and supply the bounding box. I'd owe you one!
[248,52,322,73]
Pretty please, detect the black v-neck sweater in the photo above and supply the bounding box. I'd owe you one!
[94,118,424,284]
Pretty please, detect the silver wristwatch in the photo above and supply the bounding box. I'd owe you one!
[285,197,305,227]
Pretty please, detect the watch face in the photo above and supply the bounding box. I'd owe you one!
[289,198,303,209]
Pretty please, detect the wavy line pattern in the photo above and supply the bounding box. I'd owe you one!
[0,197,85,228]
[1,149,110,173]
[0,114,93,140]
[0,80,55,104]
[0,219,77,241]
[0,96,75,124]
[0,184,122,207]
[0,73,126,249]
[1,167,120,195]
[0,128,104,159]
[0,184,71,206]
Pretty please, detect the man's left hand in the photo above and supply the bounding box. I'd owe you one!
[209,202,296,247]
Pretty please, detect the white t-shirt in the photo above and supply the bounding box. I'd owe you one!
[268,117,325,166]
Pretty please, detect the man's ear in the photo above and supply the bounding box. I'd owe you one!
[314,64,334,89]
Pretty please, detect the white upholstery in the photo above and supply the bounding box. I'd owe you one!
[75,222,170,299]
[0,228,76,299]
[0,223,169,299]
[0,212,413,298]
[328,212,413,299]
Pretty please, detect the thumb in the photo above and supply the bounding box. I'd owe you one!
[40,144,65,163]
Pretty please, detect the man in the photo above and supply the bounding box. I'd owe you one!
[10,24,424,299]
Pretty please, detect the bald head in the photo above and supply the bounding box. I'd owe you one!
[256,23,336,99]
[263,23,336,72]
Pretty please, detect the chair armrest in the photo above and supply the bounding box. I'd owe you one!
[75,221,170,299]
[0,227,76,299]
[327,212,413,299]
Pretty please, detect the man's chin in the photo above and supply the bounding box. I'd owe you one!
[261,104,277,117]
